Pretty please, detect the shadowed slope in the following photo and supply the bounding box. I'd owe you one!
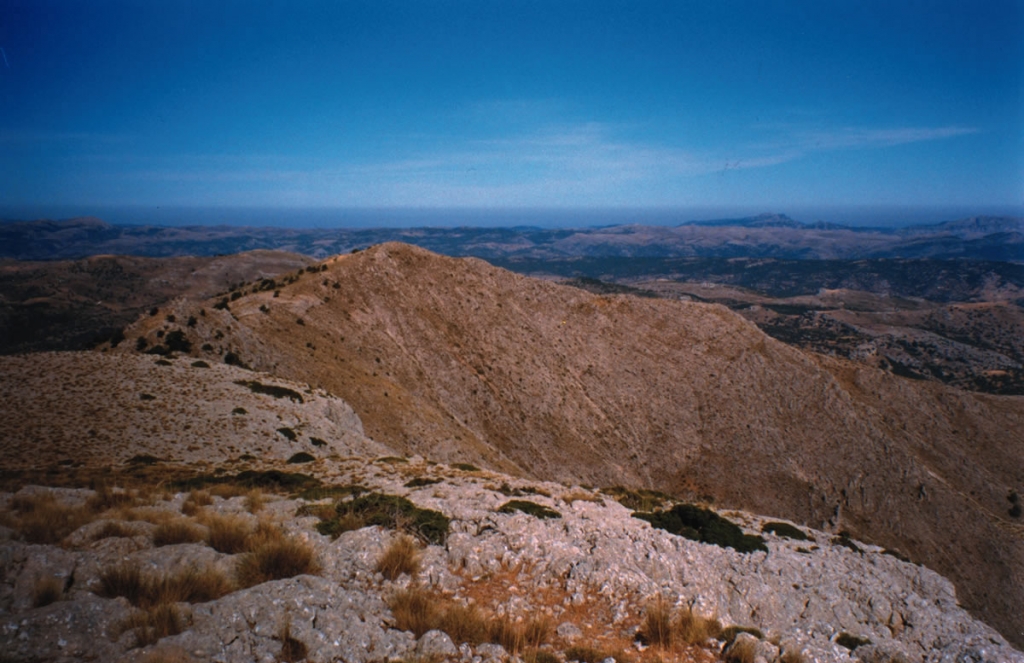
[119,243,1024,645]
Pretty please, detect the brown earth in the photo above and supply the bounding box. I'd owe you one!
[115,242,1024,646]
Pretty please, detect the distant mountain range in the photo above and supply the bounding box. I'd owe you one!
[2,214,1021,262]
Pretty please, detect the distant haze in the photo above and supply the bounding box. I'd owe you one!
[3,205,1023,230]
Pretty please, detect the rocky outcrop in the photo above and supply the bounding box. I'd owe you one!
[2,459,1020,663]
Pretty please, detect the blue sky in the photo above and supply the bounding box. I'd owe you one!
[1,0,1022,219]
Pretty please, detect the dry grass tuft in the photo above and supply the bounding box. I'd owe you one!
[181,490,213,516]
[724,637,759,663]
[120,603,186,648]
[376,535,421,581]
[93,519,136,540]
[388,585,442,638]
[97,563,147,606]
[675,606,721,645]
[152,519,204,546]
[139,646,197,663]
[561,490,602,504]
[234,527,320,589]
[244,489,266,514]
[32,575,65,607]
[640,598,674,648]
[87,484,138,512]
[96,562,233,608]
[202,513,252,554]
[6,493,94,544]
[490,615,552,655]
[563,645,633,663]
[277,622,308,663]
[779,649,806,663]
[438,602,490,646]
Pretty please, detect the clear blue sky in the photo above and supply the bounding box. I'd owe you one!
[1,0,1022,217]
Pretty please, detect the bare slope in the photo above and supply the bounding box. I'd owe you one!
[0,352,387,470]
[118,243,1024,645]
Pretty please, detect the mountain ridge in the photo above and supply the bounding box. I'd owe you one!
[112,242,1024,646]
[2,214,1021,262]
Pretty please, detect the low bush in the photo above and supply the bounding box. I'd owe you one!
[172,470,320,495]
[287,452,315,464]
[277,428,298,442]
[602,486,673,511]
[404,477,442,488]
[451,462,479,472]
[318,492,450,545]
[497,500,561,520]
[835,633,871,651]
[633,504,767,554]
[761,521,809,541]
[235,381,303,401]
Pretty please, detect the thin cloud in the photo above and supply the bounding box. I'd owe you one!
[797,126,979,150]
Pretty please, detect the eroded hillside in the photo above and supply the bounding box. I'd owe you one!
[111,243,1024,646]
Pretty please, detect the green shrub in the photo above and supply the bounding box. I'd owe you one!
[633,504,767,553]
[164,330,191,353]
[235,380,304,403]
[832,533,863,554]
[309,437,327,447]
[404,477,442,488]
[602,486,673,511]
[451,462,479,472]
[127,454,161,465]
[297,483,367,501]
[287,452,315,464]
[497,500,561,520]
[835,633,871,650]
[317,492,450,545]
[277,428,297,441]
[171,470,320,495]
[761,521,809,541]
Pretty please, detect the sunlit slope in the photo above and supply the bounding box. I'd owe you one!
[118,242,1024,645]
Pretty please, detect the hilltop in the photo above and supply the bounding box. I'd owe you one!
[110,243,1024,646]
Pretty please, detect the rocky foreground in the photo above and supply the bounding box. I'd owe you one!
[1,455,1019,663]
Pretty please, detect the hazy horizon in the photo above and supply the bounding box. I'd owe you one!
[3,204,1023,230]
